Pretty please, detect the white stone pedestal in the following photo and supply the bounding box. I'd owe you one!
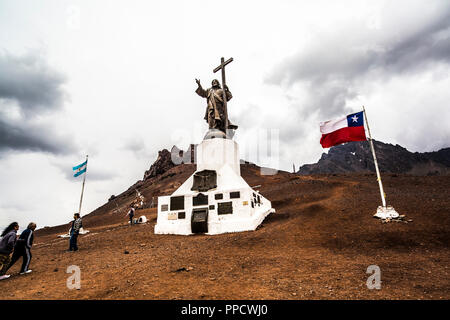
[154,133,275,235]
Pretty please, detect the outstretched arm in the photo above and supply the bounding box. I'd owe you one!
[195,78,207,97]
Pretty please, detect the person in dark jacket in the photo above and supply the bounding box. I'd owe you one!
[4,222,36,275]
[0,222,19,280]
[126,205,135,225]
[68,213,82,252]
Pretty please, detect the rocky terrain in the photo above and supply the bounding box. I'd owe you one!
[0,148,449,300]
[143,149,176,181]
[298,140,450,176]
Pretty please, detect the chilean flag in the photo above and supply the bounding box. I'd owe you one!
[320,111,367,148]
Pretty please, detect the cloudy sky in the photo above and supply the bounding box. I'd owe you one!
[1,0,449,231]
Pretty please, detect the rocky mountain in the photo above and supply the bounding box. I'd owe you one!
[298,140,450,175]
[143,149,175,180]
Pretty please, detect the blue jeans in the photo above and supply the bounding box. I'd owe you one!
[69,232,79,251]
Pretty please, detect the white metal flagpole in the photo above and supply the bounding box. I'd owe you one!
[362,107,400,219]
[362,106,386,207]
[78,155,88,215]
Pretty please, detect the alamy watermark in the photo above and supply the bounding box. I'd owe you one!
[366,265,381,290]
[66,265,81,290]
[66,5,81,30]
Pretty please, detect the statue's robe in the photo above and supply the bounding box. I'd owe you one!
[195,85,232,131]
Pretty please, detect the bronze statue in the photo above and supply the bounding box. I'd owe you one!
[195,79,237,132]
[195,57,238,133]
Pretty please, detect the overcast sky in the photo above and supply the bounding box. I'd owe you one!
[1,0,449,231]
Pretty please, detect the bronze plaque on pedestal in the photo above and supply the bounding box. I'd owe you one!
[191,170,217,192]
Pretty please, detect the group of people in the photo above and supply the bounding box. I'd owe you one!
[0,222,36,280]
[0,212,83,281]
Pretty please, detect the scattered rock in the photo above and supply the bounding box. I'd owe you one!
[381,215,410,224]
[124,250,130,254]
[173,266,194,272]
[53,268,58,272]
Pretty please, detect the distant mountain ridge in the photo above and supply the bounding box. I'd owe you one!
[297,140,450,175]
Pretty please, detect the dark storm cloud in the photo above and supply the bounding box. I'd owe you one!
[0,50,76,155]
[0,51,66,115]
[266,3,450,123]
[269,7,450,86]
[0,117,76,155]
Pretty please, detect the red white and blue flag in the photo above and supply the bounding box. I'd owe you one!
[320,111,367,148]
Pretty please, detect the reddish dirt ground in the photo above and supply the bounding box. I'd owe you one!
[0,164,449,299]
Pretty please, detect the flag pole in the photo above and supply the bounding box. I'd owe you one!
[362,106,386,207]
[78,155,88,215]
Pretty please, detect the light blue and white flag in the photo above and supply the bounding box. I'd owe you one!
[73,160,87,177]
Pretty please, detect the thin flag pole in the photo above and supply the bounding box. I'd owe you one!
[363,106,386,207]
[78,155,88,215]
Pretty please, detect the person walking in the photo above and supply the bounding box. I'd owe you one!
[68,213,82,252]
[0,222,19,280]
[4,222,36,275]
[126,206,135,226]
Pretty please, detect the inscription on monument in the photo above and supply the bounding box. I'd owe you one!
[230,191,240,199]
[218,202,233,215]
[193,193,209,206]
[170,196,185,211]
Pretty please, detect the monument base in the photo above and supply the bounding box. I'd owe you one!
[373,205,400,219]
[154,132,275,235]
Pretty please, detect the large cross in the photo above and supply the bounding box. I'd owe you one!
[213,57,233,131]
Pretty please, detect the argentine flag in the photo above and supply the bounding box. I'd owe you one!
[73,160,87,177]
